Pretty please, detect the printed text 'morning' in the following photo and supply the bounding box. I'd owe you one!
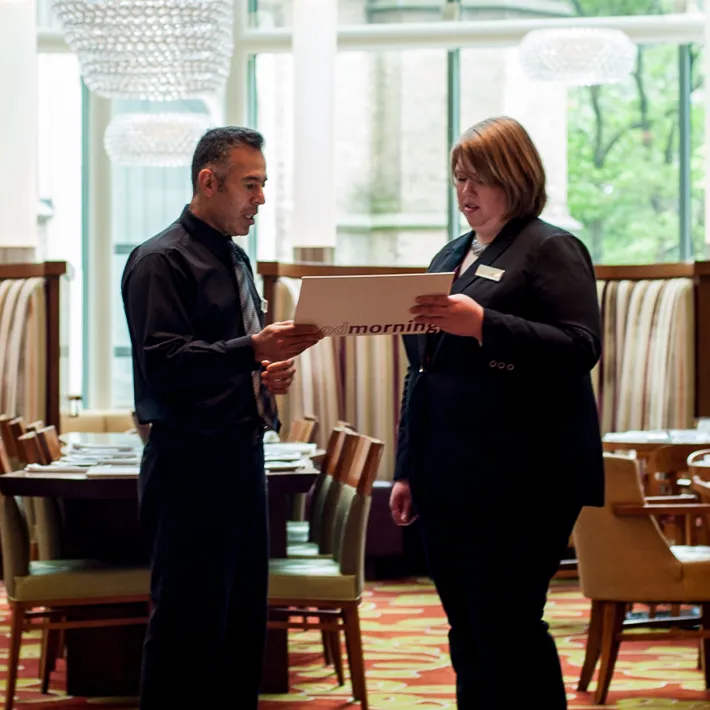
[319,321,439,336]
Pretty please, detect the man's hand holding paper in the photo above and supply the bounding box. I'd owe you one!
[251,321,323,361]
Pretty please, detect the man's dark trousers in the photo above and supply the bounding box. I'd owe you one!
[138,423,268,710]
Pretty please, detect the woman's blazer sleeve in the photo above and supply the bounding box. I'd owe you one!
[481,233,602,376]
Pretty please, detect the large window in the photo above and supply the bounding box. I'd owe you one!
[255,0,576,27]
[564,2,705,263]
[255,0,704,267]
[567,44,700,263]
[110,100,209,408]
[459,41,703,264]
[254,0,686,27]
[257,49,449,266]
[38,0,705,405]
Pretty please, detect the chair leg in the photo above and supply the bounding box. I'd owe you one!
[594,601,625,705]
[40,626,63,694]
[342,604,367,709]
[57,623,66,663]
[700,638,704,673]
[578,599,603,691]
[39,627,50,685]
[700,604,710,689]
[6,603,25,710]
[321,629,332,665]
[327,629,344,686]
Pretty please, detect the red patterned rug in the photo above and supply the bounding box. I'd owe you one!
[2,579,710,709]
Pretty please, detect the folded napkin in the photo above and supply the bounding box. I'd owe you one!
[85,465,139,477]
[264,442,317,456]
[25,464,88,473]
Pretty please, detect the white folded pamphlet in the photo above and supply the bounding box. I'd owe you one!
[85,465,139,478]
[294,272,455,337]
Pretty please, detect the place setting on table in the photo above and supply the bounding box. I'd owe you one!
[602,428,710,453]
[22,439,142,479]
[263,440,319,472]
[15,432,319,479]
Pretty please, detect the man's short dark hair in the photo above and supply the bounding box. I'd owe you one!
[191,126,264,193]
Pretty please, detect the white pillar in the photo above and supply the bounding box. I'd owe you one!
[0,0,38,255]
[705,5,710,254]
[87,94,113,409]
[292,0,337,250]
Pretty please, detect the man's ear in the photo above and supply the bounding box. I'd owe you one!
[198,168,218,197]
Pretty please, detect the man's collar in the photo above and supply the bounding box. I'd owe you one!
[179,205,232,251]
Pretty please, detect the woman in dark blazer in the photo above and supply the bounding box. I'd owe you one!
[390,116,604,709]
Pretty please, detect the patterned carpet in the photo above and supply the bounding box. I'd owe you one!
[2,578,710,709]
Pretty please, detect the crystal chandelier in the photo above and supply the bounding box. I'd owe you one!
[519,28,637,86]
[104,113,213,167]
[51,0,234,100]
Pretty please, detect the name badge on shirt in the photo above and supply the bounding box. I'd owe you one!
[475,264,505,282]
[261,298,269,314]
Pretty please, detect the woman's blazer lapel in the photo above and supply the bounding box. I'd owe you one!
[451,217,526,296]
[416,233,473,365]
[421,217,529,366]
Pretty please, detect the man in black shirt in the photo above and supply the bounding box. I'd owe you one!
[121,126,322,710]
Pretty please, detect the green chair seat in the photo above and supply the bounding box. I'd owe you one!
[12,560,150,602]
[286,520,309,544]
[286,541,331,557]
[268,557,357,601]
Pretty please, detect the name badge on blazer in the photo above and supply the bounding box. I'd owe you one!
[475,264,505,282]
[261,298,269,314]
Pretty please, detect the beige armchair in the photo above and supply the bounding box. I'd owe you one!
[574,453,710,704]
[59,409,134,434]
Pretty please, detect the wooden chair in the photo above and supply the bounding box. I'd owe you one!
[645,443,705,497]
[8,418,27,463]
[688,449,710,482]
[17,431,49,465]
[286,417,319,443]
[286,426,352,547]
[0,493,150,709]
[0,414,19,464]
[15,431,63,564]
[288,430,362,558]
[575,453,710,704]
[268,437,384,709]
[25,420,45,434]
[286,416,321,520]
[0,436,12,474]
[36,425,63,463]
[644,444,710,552]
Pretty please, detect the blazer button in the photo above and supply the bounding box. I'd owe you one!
[497,362,505,369]
[507,364,515,371]
[489,360,497,368]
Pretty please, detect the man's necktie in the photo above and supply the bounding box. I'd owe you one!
[230,242,279,432]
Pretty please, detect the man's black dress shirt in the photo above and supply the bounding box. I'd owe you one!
[121,206,263,435]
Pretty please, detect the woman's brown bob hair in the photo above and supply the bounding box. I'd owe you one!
[450,116,547,221]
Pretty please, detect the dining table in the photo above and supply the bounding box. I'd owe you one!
[0,431,320,697]
[602,429,710,456]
